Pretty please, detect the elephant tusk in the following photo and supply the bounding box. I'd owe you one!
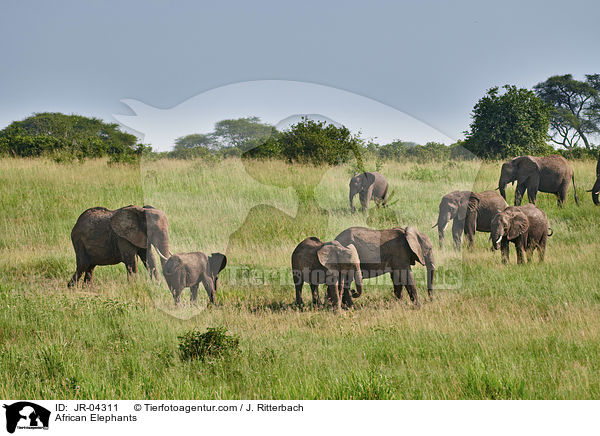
[432,223,438,228]
[495,236,502,245]
[154,246,169,261]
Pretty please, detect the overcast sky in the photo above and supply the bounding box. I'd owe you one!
[1,0,599,148]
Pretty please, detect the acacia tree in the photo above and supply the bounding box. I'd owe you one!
[463,85,550,158]
[213,117,275,151]
[534,74,600,149]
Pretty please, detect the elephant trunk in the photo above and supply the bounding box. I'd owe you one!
[152,236,170,267]
[591,176,600,205]
[426,264,435,299]
[349,187,357,212]
[436,211,451,248]
[351,267,363,298]
[498,182,507,200]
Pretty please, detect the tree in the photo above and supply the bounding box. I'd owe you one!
[273,118,364,166]
[170,133,214,158]
[213,117,275,151]
[463,85,551,158]
[534,74,600,149]
[0,112,139,159]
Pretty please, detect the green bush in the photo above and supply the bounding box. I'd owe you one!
[178,327,240,362]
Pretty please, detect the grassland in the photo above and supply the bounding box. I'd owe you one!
[1,157,599,399]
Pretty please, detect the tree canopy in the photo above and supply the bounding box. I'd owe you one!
[213,117,275,151]
[245,118,364,166]
[463,85,551,158]
[534,74,600,149]
[0,112,145,161]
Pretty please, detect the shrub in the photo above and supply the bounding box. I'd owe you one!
[178,327,240,362]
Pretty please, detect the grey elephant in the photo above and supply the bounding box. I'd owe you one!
[498,155,579,206]
[291,237,363,311]
[490,204,551,264]
[349,171,388,212]
[434,190,508,249]
[335,226,435,306]
[68,205,170,287]
[160,251,227,304]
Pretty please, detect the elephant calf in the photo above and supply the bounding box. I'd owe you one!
[349,171,388,212]
[161,252,227,304]
[291,237,363,310]
[490,204,551,264]
[434,190,507,250]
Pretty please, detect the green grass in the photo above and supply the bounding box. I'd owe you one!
[1,157,599,399]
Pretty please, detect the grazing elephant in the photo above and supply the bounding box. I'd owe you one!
[291,237,363,311]
[498,155,579,206]
[433,190,508,249]
[160,251,227,304]
[68,205,170,287]
[335,226,435,306]
[349,171,388,212]
[589,154,600,205]
[490,204,551,264]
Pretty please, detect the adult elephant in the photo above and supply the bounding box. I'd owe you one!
[68,205,170,287]
[498,155,579,206]
[349,171,388,212]
[335,226,434,306]
[291,237,363,311]
[433,190,508,250]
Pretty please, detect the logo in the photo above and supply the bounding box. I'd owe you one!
[3,402,50,434]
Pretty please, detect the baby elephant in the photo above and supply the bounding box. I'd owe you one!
[349,171,388,212]
[162,252,227,304]
[490,204,551,264]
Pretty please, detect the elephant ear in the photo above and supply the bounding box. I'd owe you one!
[346,244,360,265]
[364,172,376,186]
[405,226,425,266]
[208,253,227,277]
[110,206,147,248]
[515,156,540,178]
[456,191,472,220]
[467,193,480,214]
[507,211,529,240]
[317,242,341,269]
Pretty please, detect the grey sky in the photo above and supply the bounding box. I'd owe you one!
[1,0,599,147]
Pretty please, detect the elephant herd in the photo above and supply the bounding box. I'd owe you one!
[67,154,590,310]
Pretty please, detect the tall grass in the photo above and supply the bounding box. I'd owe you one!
[0,157,599,399]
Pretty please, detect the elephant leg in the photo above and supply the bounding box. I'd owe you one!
[391,270,403,299]
[404,269,420,306]
[190,283,199,303]
[293,271,304,306]
[500,239,510,264]
[68,243,90,287]
[464,211,477,249]
[514,182,527,206]
[341,285,353,309]
[558,183,569,207]
[310,283,321,306]
[83,266,95,285]
[452,218,465,251]
[332,282,342,312]
[171,286,183,304]
[515,241,526,264]
[202,275,216,304]
[539,235,546,262]
[123,252,137,276]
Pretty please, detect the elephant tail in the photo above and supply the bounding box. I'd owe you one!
[572,174,580,205]
[547,228,553,237]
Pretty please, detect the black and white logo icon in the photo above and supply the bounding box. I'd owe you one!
[3,402,50,434]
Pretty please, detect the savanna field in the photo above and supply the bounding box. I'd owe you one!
[1,157,599,399]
